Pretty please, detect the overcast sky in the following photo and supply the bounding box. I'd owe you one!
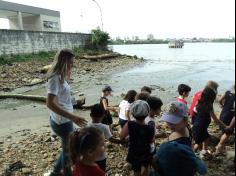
[0,0,235,39]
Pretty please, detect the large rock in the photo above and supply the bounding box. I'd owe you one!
[227,150,235,160]
[40,65,52,73]
[22,168,32,174]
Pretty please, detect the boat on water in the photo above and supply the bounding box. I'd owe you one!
[168,40,184,48]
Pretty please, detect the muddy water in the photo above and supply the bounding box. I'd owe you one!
[1,43,233,139]
[2,43,234,109]
[73,43,235,106]
[111,43,235,94]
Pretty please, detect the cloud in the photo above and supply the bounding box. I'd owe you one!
[0,0,235,38]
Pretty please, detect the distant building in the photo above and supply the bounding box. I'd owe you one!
[0,0,61,32]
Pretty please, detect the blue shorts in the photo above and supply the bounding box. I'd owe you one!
[192,126,209,144]
[119,118,128,128]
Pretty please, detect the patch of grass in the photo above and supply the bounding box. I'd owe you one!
[0,51,56,65]
[73,47,112,57]
[0,48,113,65]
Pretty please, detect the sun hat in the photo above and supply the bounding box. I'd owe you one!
[130,100,150,118]
[160,101,188,124]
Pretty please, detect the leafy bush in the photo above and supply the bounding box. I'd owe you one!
[91,28,110,50]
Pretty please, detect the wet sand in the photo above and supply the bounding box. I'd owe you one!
[0,53,224,140]
[0,54,143,140]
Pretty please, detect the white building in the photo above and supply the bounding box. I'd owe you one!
[0,0,61,32]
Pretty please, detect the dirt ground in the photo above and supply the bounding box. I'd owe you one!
[0,120,235,176]
[0,52,235,176]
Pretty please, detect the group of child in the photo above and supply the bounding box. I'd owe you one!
[69,81,235,176]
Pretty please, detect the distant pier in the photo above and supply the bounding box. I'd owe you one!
[169,40,184,48]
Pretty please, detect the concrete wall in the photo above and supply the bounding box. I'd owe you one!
[23,15,42,31]
[0,30,92,55]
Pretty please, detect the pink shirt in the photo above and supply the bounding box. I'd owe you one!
[176,97,188,105]
[189,91,203,118]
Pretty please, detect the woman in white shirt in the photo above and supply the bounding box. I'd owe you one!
[119,90,137,128]
[45,49,87,176]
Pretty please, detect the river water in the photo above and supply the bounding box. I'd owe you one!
[110,43,235,95]
[2,43,235,108]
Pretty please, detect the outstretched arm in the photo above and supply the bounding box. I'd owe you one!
[125,110,131,121]
[102,99,117,112]
[47,94,87,127]
[211,112,226,128]
[219,93,226,108]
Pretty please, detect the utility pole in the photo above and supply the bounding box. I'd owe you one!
[92,0,104,31]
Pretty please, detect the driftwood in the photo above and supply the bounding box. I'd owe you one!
[0,94,85,108]
[24,79,45,87]
[80,53,121,61]
[0,94,47,102]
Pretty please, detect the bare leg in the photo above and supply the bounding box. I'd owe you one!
[194,144,202,152]
[202,138,209,151]
[141,166,150,176]
[218,133,230,146]
[216,133,230,153]
[109,125,113,133]
[134,171,141,176]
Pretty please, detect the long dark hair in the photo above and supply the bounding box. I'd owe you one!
[70,127,103,165]
[124,90,138,103]
[197,88,216,113]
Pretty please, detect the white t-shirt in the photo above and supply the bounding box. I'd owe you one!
[47,75,73,125]
[119,100,131,120]
[89,123,112,161]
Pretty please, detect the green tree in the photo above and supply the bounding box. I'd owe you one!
[147,34,155,41]
[91,28,110,50]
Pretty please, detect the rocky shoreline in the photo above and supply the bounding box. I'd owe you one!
[0,121,234,176]
[0,52,144,92]
[0,51,235,176]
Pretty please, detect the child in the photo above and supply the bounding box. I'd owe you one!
[151,141,207,176]
[189,81,219,123]
[120,100,155,176]
[100,86,117,129]
[146,96,163,131]
[216,85,235,153]
[70,127,106,176]
[135,92,150,101]
[119,90,137,128]
[146,96,164,155]
[141,86,152,95]
[177,84,191,105]
[89,104,122,172]
[192,88,226,156]
[146,96,166,138]
[160,101,192,147]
